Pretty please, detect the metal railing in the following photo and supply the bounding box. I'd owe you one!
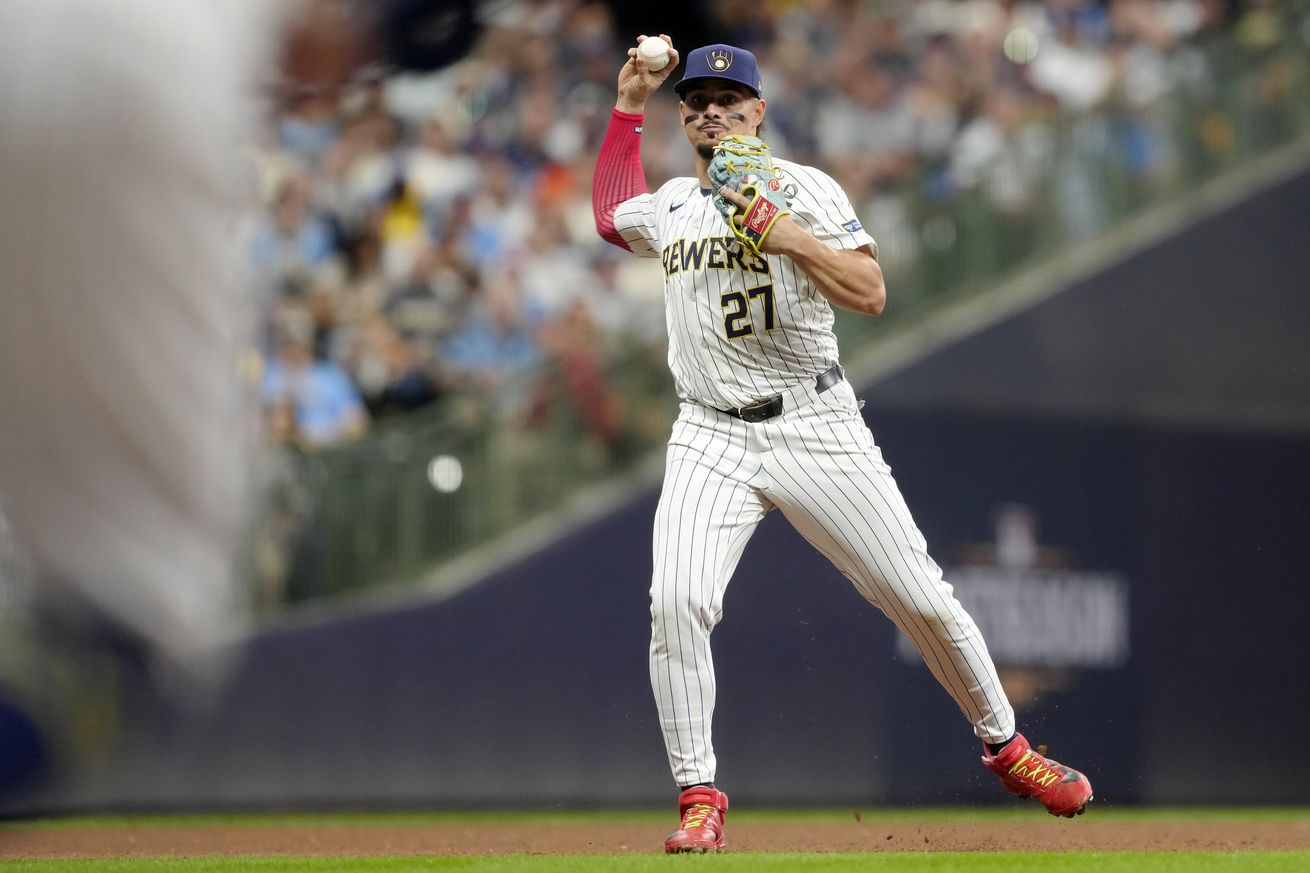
[271,18,1310,605]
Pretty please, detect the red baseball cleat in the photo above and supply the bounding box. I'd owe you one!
[663,785,729,853]
[982,733,1093,818]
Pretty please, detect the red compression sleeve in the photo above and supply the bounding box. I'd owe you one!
[593,109,648,250]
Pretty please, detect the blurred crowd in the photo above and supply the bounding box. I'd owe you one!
[252,0,1303,452]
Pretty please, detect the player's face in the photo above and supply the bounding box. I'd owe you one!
[679,83,765,158]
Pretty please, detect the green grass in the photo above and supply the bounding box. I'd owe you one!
[2,853,1310,873]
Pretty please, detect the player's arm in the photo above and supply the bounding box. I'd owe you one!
[592,110,649,251]
[770,232,885,317]
[720,161,885,315]
[719,182,885,315]
[592,35,680,249]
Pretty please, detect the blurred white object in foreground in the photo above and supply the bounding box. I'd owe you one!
[0,0,275,665]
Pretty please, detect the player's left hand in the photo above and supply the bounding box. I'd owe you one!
[709,136,793,256]
[717,185,802,256]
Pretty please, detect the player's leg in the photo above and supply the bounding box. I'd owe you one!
[651,407,763,853]
[765,385,1092,816]
[762,383,1015,744]
[650,406,769,791]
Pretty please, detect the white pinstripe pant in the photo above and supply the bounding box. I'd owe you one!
[650,379,1016,786]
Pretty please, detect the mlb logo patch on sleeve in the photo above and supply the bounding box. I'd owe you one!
[842,218,863,232]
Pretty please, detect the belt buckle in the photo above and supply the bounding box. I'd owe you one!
[738,395,782,423]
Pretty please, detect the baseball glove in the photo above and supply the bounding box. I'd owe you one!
[708,135,790,256]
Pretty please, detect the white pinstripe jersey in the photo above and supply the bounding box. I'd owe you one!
[612,159,877,411]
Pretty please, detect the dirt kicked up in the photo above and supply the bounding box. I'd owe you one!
[3,814,1310,859]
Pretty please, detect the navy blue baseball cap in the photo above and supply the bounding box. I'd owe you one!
[674,44,763,99]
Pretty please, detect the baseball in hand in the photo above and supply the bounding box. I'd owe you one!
[639,36,671,72]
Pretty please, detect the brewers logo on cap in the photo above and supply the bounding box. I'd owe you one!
[675,44,762,98]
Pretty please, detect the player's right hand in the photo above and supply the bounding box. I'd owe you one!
[616,34,679,114]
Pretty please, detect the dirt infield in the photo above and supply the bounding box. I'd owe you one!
[4,818,1310,859]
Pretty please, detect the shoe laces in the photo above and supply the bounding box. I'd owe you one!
[681,802,717,829]
[1006,747,1067,791]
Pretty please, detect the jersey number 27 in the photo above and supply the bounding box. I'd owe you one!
[721,282,777,340]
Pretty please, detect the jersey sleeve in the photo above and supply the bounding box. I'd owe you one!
[612,193,660,258]
[783,163,879,258]
[593,108,656,254]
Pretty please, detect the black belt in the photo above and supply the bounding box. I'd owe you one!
[719,364,844,423]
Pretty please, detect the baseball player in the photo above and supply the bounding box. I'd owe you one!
[593,37,1093,853]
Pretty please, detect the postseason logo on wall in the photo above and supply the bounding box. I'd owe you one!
[895,503,1129,676]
